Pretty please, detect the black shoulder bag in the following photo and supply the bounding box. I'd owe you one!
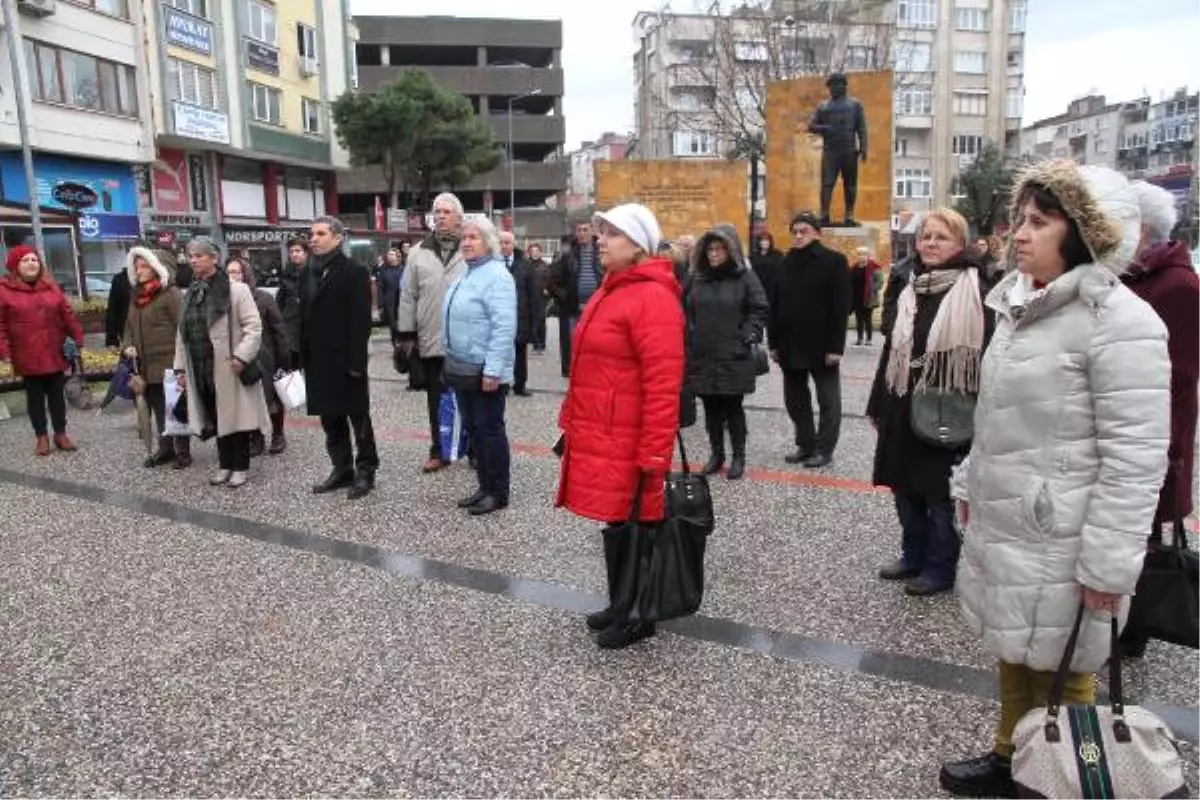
[228,297,263,387]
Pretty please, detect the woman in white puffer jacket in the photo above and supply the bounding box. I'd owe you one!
[939,161,1170,798]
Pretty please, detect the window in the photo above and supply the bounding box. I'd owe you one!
[24,40,137,117]
[733,40,768,62]
[950,175,966,198]
[169,0,207,16]
[894,168,932,198]
[672,90,706,111]
[895,137,909,156]
[672,130,717,157]
[955,7,987,31]
[64,0,129,16]
[845,46,876,70]
[1006,89,1024,119]
[897,0,936,28]
[302,97,322,135]
[895,87,933,116]
[952,135,983,156]
[1009,1,1027,32]
[168,58,218,109]
[250,82,281,125]
[896,42,932,72]
[297,23,318,62]
[735,88,758,112]
[954,50,987,74]
[953,92,987,116]
[246,0,277,44]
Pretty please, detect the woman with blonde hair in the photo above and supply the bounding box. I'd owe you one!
[867,207,989,597]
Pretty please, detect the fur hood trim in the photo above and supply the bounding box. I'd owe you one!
[125,246,172,287]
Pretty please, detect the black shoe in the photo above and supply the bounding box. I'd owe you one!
[514,388,533,397]
[855,339,863,347]
[268,433,287,455]
[468,495,508,516]
[457,489,487,509]
[727,454,745,480]
[802,453,832,469]
[939,752,1015,798]
[586,607,616,631]
[904,576,953,597]
[347,474,375,500]
[701,453,725,475]
[597,621,657,650]
[248,434,265,458]
[313,470,354,494]
[785,449,813,465]
[144,445,175,468]
[878,560,921,581]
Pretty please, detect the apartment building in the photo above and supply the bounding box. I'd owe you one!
[344,16,567,240]
[144,0,356,280]
[566,132,631,211]
[1020,89,1198,242]
[631,0,1027,219]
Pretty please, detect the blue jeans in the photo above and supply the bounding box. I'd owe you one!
[456,387,511,503]
[894,492,959,588]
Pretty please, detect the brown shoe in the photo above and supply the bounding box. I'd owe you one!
[35,435,50,457]
[422,456,447,473]
[53,433,77,452]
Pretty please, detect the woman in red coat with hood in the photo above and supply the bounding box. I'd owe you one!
[0,245,85,455]
[556,203,685,650]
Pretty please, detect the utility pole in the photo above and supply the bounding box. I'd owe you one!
[2,0,46,255]
[507,89,542,234]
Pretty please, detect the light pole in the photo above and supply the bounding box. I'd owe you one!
[507,88,543,233]
[2,0,45,256]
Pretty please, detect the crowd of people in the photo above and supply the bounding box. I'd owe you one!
[0,159,1195,794]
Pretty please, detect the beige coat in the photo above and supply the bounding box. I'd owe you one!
[396,234,466,357]
[173,281,270,438]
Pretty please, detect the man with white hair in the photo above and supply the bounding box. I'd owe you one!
[397,193,468,473]
[1120,181,1199,658]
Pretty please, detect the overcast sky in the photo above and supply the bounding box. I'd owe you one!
[349,0,1200,150]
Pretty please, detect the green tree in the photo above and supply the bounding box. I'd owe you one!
[331,70,501,210]
[954,142,1016,236]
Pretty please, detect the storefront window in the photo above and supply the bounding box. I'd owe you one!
[1,226,80,294]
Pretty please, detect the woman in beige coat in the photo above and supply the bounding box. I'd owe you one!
[173,237,270,489]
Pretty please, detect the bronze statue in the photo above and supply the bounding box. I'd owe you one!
[808,73,868,227]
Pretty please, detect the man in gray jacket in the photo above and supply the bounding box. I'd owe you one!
[396,193,467,472]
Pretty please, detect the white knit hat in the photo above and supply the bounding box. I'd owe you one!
[593,203,662,255]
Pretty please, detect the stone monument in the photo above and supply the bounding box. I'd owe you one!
[808,73,868,228]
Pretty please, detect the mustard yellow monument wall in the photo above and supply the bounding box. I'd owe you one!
[594,160,749,243]
[765,70,894,261]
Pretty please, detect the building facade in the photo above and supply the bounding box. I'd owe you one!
[566,132,631,211]
[1019,88,1199,243]
[344,16,567,241]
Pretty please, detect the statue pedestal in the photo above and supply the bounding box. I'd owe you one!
[822,225,881,265]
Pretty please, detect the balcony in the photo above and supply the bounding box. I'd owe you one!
[357,65,563,96]
[895,114,934,130]
[484,114,565,145]
[339,160,567,196]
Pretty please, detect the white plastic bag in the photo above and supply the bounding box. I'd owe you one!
[162,369,190,436]
[274,370,307,410]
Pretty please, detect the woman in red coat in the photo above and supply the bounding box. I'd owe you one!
[0,245,85,455]
[555,203,685,650]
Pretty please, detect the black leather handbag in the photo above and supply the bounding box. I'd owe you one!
[752,344,770,376]
[910,387,975,449]
[1125,521,1199,649]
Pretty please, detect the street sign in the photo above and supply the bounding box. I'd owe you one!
[52,182,98,210]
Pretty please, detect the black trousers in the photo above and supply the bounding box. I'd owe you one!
[853,308,873,342]
[321,413,379,476]
[457,387,511,503]
[216,431,251,471]
[558,314,578,378]
[422,356,446,458]
[820,149,859,221]
[782,365,842,457]
[699,394,747,454]
[23,373,67,436]
[513,342,529,392]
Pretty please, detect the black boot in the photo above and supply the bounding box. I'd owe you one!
[727,407,747,481]
[248,431,265,458]
[172,436,192,469]
[587,528,624,631]
[144,438,175,468]
[939,752,1015,798]
[701,404,726,476]
[268,410,287,454]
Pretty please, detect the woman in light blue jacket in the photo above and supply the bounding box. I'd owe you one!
[442,216,517,516]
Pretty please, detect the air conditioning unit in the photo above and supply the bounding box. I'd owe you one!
[17,0,56,17]
[299,56,320,77]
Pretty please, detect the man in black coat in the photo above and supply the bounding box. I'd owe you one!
[299,216,378,499]
[499,230,543,397]
[104,269,132,349]
[275,236,307,370]
[880,250,914,339]
[548,222,601,378]
[767,212,851,469]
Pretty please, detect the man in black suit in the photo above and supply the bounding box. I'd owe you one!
[104,269,132,350]
[499,230,543,396]
[299,216,378,499]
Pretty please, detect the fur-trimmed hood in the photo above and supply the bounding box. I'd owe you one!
[1008,161,1141,275]
[125,246,172,287]
[692,223,749,275]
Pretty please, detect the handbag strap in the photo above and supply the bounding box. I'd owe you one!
[627,472,645,521]
[1043,603,1131,743]
[675,430,691,476]
[1173,519,1191,550]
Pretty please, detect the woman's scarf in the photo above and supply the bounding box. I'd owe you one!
[885,261,985,397]
[134,278,161,308]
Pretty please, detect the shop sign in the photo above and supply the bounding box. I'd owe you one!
[173,102,230,145]
[142,211,207,227]
[78,214,142,240]
[164,6,213,56]
[52,182,98,210]
[225,228,300,245]
[0,152,141,241]
[188,155,208,211]
[245,40,280,75]
[151,148,191,213]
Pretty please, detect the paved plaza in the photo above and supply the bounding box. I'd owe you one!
[1,328,1196,797]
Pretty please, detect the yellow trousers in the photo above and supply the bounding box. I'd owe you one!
[995,661,1095,757]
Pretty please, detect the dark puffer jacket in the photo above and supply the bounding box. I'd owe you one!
[684,224,769,397]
